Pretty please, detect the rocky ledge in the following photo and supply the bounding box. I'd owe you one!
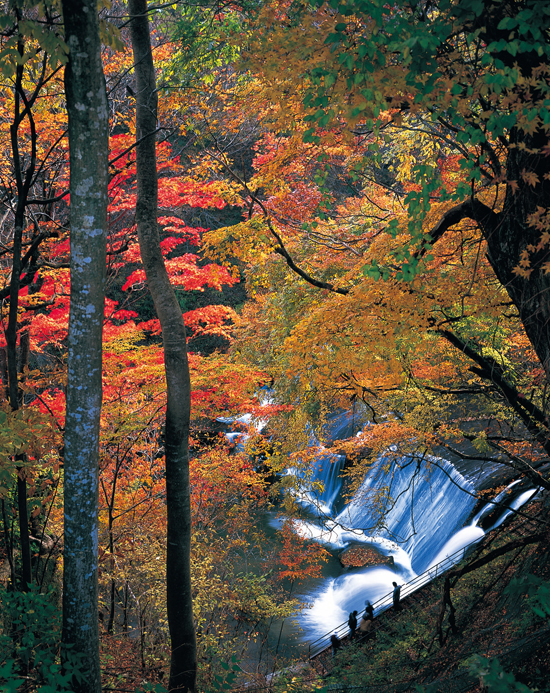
[339,545,395,568]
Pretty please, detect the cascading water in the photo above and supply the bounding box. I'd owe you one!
[283,409,361,516]
[287,452,347,516]
[286,412,540,641]
[220,405,539,650]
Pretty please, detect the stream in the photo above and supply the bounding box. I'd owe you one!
[223,408,539,663]
[271,410,537,645]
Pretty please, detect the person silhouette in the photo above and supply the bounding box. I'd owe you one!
[392,581,402,611]
[364,600,374,620]
[330,632,341,657]
[348,610,358,638]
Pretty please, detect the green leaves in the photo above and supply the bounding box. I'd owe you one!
[362,259,390,282]
[0,587,87,693]
[209,655,240,692]
[0,407,55,499]
[504,574,550,620]
[0,6,70,77]
[0,660,24,693]
[466,655,533,692]
[165,1,246,90]
[136,684,168,693]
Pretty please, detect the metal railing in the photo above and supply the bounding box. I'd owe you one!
[308,538,481,659]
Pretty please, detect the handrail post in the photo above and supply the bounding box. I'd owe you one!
[309,535,487,659]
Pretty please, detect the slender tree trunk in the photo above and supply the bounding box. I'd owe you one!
[123,581,129,634]
[7,33,36,592]
[1,499,16,588]
[128,2,197,689]
[15,473,31,588]
[61,1,109,691]
[106,465,119,635]
[16,331,32,588]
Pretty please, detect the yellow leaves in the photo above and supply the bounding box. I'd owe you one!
[389,120,444,187]
[521,169,540,187]
[237,188,508,415]
[203,217,275,267]
[472,432,491,453]
[513,207,550,277]
[0,406,59,499]
[282,284,409,402]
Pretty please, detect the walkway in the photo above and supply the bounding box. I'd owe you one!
[308,540,479,660]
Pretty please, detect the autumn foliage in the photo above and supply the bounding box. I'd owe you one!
[2,0,550,690]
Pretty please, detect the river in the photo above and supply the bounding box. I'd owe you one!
[223,408,539,668]
[270,410,537,644]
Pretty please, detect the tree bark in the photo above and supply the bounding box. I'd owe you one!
[468,7,550,384]
[128,1,197,690]
[6,29,37,592]
[482,143,550,383]
[61,1,109,691]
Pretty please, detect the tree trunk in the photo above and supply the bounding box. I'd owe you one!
[7,34,36,592]
[61,1,109,691]
[128,1,197,690]
[473,14,550,383]
[483,145,550,382]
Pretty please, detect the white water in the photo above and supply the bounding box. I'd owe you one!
[220,406,539,644]
[287,412,540,641]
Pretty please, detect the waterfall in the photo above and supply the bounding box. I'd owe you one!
[472,480,540,532]
[220,403,539,644]
[334,454,477,573]
[289,452,347,515]
[286,408,363,515]
[295,441,538,640]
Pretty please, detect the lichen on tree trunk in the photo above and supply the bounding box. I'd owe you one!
[61,1,109,690]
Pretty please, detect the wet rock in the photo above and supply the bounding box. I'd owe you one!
[339,545,394,568]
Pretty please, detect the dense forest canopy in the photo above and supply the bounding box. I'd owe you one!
[224,0,550,488]
[0,0,550,691]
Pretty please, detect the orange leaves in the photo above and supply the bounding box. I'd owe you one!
[187,353,267,420]
[276,519,329,583]
[183,304,240,342]
[526,206,550,237]
[158,178,227,210]
[410,357,457,383]
[512,206,550,278]
[109,176,229,215]
[265,181,326,228]
[513,249,534,279]
[28,312,69,350]
[438,154,463,185]
[521,169,540,188]
[169,255,237,291]
[122,253,238,292]
[190,449,267,526]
